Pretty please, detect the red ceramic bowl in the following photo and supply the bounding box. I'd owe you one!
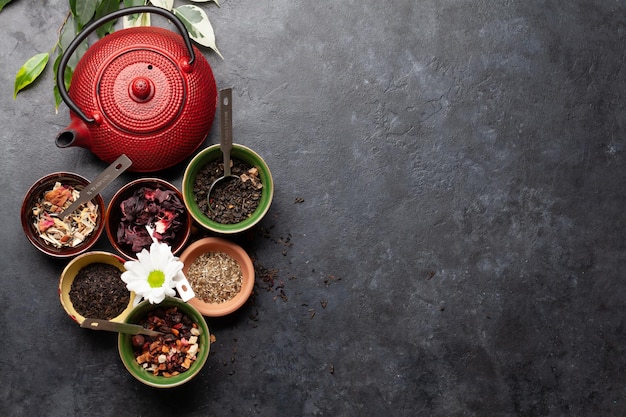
[105,178,192,260]
[21,172,105,258]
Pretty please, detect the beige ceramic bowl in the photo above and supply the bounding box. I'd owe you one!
[59,251,135,324]
[179,237,255,317]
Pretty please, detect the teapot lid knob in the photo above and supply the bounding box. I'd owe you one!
[129,77,154,102]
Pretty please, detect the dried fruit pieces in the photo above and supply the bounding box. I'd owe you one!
[32,182,98,248]
[133,306,202,377]
[116,187,185,253]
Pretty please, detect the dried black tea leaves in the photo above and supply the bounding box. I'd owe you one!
[192,159,262,224]
[69,263,129,320]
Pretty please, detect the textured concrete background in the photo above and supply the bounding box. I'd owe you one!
[1,0,625,416]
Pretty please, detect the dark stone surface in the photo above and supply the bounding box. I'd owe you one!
[1,0,625,416]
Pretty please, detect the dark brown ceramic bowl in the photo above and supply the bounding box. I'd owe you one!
[105,178,192,260]
[21,172,105,258]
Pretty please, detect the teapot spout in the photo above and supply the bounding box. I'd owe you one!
[56,116,92,149]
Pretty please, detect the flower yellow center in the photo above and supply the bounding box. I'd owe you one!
[147,270,165,288]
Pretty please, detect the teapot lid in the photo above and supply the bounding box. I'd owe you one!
[98,49,186,134]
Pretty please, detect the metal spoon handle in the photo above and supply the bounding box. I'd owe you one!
[59,154,132,218]
[219,88,233,177]
[81,318,164,337]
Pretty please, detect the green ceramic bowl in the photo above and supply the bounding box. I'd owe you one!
[182,144,274,234]
[118,297,210,388]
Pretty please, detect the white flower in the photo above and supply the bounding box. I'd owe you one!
[121,242,184,305]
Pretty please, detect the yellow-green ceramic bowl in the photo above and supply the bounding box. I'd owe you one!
[59,251,135,324]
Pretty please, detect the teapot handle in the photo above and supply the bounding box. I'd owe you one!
[56,5,196,124]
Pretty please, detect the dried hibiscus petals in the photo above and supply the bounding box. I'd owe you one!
[32,182,98,248]
[133,306,202,377]
[116,187,185,253]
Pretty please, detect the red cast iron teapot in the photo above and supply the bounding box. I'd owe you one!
[56,6,218,172]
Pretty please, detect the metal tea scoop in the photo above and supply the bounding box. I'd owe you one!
[207,88,239,211]
[145,224,196,302]
[81,318,164,337]
[56,154,132,218]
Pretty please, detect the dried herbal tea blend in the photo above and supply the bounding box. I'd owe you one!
[186,252,243,304]
[69,263,129,319]
[116,186,186,253]
[192,158,263,224]
[32,182,98,248]
[132,306,202,377]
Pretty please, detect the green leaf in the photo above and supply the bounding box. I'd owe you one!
[150,0,173,10]
[123,0,150,28]
[14,53,49,99]
[191,0,221,7]
[95,0,123,38]
[53,53,73,93]
[0,0,14,13]
[174,5,223,59]
[189,0,220,6]
[123,12,150,28]
[53,53,73,111]
[57,15,85,70]
[73,0,100,30]
[58,15,77,52]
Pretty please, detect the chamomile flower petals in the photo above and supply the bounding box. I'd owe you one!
[121,242,184,305]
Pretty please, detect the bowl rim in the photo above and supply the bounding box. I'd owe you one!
[117,297,210,388]
[105,177,192,260]
[182,144,274,234]
[58,250,135,324]
[21,172,105,258]
[179,237,255,317]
